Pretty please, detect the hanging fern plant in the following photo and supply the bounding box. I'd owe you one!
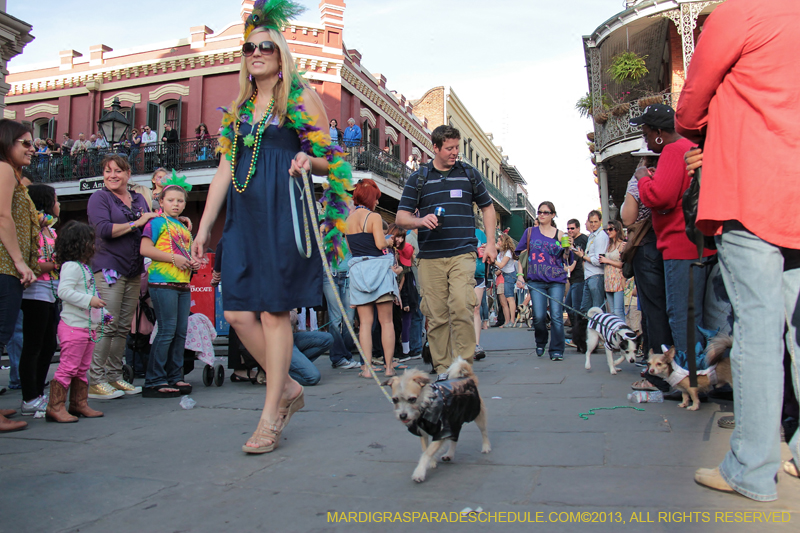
[575,92,614,118]
[607,51,649,85]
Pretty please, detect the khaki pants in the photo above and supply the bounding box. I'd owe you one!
[89,273,141,385]
[418,252,477,373]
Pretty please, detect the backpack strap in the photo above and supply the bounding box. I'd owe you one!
[414,163,431,207]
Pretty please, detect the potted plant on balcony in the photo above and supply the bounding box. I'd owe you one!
[586,132,595,142]
[611,103,631,117]
[637,92,665,109]
[607,51,649,85]
[575,92,612,118]
[594,111,609,125]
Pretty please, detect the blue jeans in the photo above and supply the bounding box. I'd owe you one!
[289,331,333,386]
[565,280,584,324]
[145,288,190,387]
[579,274,605,313]
[0,274,23,353]
[6,311,22,388]
[606,291,625,320]
[528,281,566,355]
[716,223,799,501]
[323,272,355,364]
[631,239,673,350]
[409,295,424,354]
[663,258,708,353]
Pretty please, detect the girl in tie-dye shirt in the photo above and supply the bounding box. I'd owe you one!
[139,185,198,397]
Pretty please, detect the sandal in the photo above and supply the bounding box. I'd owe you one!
[717,415,735,430]
[631,379,658,392]
[279,386,305,429]
[242,417,283,454]
[784,460,799,479]
[169,381,192,395]
[142,385,181,398]
[358,370,373,379]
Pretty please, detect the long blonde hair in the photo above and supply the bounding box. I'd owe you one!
[233,28,304,127]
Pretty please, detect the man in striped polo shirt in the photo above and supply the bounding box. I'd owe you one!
[396,125,497,373]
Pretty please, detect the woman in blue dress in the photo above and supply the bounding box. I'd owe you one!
[192,0,340,454]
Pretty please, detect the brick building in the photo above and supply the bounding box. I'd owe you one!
[4,0,434,238]
[582,0,723,221]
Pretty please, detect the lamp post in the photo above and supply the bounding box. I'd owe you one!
[97,97,130,149]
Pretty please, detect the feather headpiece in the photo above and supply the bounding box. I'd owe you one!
[162,169,193,193]
[244,0,306,40]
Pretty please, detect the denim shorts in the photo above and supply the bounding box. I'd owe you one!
[503,271,517,298]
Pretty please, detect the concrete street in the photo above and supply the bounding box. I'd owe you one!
[1,327,798,533]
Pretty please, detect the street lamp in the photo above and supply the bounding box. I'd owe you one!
[97,97,130,147]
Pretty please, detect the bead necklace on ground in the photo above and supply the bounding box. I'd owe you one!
[230,90,276,193]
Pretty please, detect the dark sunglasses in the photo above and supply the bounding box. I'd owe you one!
[242,40,277,57]
[538,210,553,215]
[17,139,33,149]
[606,227,616,232]
[567,227,577,231]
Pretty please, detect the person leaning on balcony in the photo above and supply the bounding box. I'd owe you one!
[0,119,41,432]
[86,154,158,400]
[395,124,498,373]
[61,132,74,153]
[141,126,157,151]
[343,118,361,147]
[71,133,91,155]
[674,0,800,501]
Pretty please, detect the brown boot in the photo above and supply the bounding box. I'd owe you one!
[45,380,78,423]
[68,378,103,418]
[0,413,27,432]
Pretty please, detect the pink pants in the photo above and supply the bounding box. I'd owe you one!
[54,322,96,388]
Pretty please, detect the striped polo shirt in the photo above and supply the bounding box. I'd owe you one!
[398,162,493,259]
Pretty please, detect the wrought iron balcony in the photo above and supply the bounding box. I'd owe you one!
[515,193,535,216]
[24,136,221,184]
[594,93,674,152]
[340,142,411,188]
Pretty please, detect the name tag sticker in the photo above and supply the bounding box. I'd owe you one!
[450,189,463,198]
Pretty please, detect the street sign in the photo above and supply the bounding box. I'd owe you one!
[79,177,105,192]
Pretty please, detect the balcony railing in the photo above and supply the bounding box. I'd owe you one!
[515,193,535,216]
[595,93,674,151]
[24,136,222,184]
[341,142,412,188]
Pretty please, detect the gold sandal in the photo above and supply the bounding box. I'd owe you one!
[242,417,283,454]
[279,386,305,429]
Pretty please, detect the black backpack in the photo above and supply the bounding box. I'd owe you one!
[414,161,482,207]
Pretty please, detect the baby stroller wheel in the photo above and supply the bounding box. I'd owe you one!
[122,364,134,384]
[214,364,225,387]
[202,364,214,386]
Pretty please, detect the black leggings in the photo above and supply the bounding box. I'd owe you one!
[19,299,58,402]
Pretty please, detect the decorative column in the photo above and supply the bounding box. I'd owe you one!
[0,9,33,109]
[597,162,610,226]
[663,1,722,74]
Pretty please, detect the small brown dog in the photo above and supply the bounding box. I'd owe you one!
[383,357,491,483]
[647,334,732,411]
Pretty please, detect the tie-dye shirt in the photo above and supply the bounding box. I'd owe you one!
[142,215,191,284]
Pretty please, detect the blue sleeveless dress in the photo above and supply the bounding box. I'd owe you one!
[221,120,322,312]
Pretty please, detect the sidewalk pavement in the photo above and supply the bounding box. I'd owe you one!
[1,327,798,533]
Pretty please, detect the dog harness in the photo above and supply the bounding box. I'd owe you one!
[666,350,719,388]
[588,312,635,350]
[407,377,482,442]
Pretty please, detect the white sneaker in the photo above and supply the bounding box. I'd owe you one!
[20,396,46,416]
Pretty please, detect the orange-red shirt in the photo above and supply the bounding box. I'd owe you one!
[675,0,800,249]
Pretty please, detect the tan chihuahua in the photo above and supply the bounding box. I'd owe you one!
[647,334,732,411]
[383,358,491,483]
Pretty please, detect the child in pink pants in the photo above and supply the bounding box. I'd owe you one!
[48,222,107,422]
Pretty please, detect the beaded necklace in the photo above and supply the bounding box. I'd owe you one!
[79,263,110,343]
[161,214,193,270]
[231,90,276,193]
[39,228,59,300]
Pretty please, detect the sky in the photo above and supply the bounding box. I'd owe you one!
[7,0,630,226]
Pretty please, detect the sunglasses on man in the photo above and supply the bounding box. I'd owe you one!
[242,41,277,57]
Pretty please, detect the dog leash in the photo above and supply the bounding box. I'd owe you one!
[578,405,644,420]
[524,284,592,322]
[298,170,394,404]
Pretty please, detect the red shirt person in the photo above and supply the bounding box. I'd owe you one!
[675,0,800,502]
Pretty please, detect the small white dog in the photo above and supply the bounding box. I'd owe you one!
[584,307,639,375]
[383,357,491,483]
